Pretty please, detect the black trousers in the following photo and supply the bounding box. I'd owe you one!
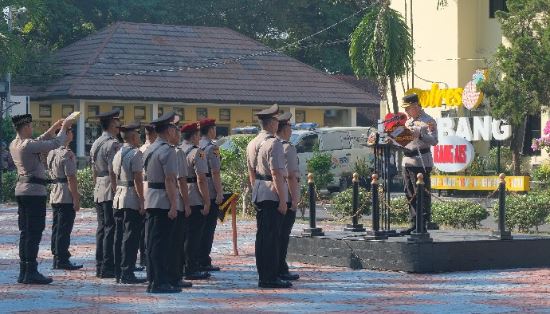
[114,209,143,277]
[403,167,432,221]
[183,206,205,275]
[138,216,146,267]
[279,205,295,275]
[16,196,47,264]
[199,200,219,267]
[255,201,284,282]
[51,203,76,261]
[96,201,115,272]
[146,209,173,286]
[166,211,186,282]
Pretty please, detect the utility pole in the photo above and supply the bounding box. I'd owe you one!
[0,6,13,203]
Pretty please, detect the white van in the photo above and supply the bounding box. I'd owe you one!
[290,127,376,192]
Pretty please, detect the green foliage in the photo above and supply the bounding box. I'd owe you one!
[532,163,550,184]
[1,170,17,202]
[331,186,371,218]
[465,146,530,176]
[352,156,371,182]
[1,117,16,146]
[306,150,334,190]
[493,191,550,233]
[389,196,410,225]
[77,167,95,208]
[432,200,488,229]
[220,135,255,214]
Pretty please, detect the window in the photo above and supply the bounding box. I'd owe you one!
[296,110,306,123]
[87,105,99,119]
[523,114,541,156]
[489,0,508,18]
[174,107,185,121]
[157,106,164,117]
[197,108,208,119]
[134,106,146,121]
[62,104,74,118]
[39,104,51,118]
[113,106,125,119]
[296,134,318,153]
[220,108,231,121]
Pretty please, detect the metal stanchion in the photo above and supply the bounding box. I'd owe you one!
[492,173,513,240]
[366,174,387,240]
[345,173,366,232]
[302,173,324,237]
[408,173,432,243]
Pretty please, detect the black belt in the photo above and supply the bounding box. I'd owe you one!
[117,181,135,187]
[255,173,273,181]
[96,171,109,177]
[187,177,197,183]
[148,182,165,189]
[404,148,431,158]
[52,178,68,184]
[18,176,51,185]
[205,173,212,178]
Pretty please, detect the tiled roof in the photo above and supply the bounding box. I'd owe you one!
[14,22,379,107]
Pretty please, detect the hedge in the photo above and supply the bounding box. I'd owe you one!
[432,200,488,229]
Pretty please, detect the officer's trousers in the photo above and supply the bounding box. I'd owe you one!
[279,205,295,275]
[183,206,205,275]
[16,196,47,264]
[166,211,186,282]
[138,216,146,267]
[114,209,142,278]
[255,201,283,282]
[51,203,76,261]
[403,167,432,222]
[199,200,219,267]
[96,201,115,273]
[146,208,173,286]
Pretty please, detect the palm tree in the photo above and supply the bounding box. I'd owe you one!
[349,1,413,114]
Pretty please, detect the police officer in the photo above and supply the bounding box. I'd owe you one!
[275,112,300,282]
[47,127,83,271]
[246,104,291,289]
[137,124,156,270]
[10,114,73,284]
[110,122,147,284]
[180,122,211,280]
[143,112,180,293]
[198,118,223,272]
[401,94,438,235]
[90,109,121,278]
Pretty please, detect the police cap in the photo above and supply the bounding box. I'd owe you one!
[402,94,420,108]
[119,122,141,132]
[95,109,121,121]
[255,104,279,120]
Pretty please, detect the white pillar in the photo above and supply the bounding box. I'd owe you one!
[77,99,85,157]
[290,106,296,123]
[350,107,357,127]
[152,103,159,120]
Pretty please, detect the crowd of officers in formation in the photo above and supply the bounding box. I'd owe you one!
[9,102,301,293]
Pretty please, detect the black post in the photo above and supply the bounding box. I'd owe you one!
[492,173,512,240]
[302,173,324,237]
[366,174,387,240]
[496,141,501,174]
[345,173,366,232]
[408,173,432,243]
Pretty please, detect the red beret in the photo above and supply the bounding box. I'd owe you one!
[180,122,200,133]
[199,118,216,128]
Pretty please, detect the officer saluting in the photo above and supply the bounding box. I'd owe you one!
[10,114,73,284]
[401,94,438,234]
[180,122,211,280]
[198,118,222,272]
[275,112,300,282]
[143,112,180,293]
[246,104,291,289]
[47,127,83,271]
[111,122,147,284]
[90,109,121,278]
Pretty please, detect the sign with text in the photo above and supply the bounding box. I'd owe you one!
[431,175,530,192]
[432,136,475,172]
[437,116,512,142]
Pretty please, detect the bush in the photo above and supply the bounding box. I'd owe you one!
[306,150,334,190]
[77,167,95,208]
[492,191,550,232]
[432,200,488,229]
[1,170,17,202]
[532,163,550,184]
[331,186,371,218]
[389,196,411,225]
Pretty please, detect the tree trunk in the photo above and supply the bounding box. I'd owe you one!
[389,76,399,113]
[510,116,528,175]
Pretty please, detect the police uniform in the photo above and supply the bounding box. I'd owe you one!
[10,114,68,284]
[90,109,121,278]
[111,122,147,284]
[276,112,300,281]
[180,122,211,280]
[137,124,156,269]
[143,112,181,293]
[47,143,83,271]
[198,118,222,271]
[245,104,290,288]
[401,94,438,232]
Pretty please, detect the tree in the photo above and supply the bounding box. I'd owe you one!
[349,1,413,114]
[481,0,550,174]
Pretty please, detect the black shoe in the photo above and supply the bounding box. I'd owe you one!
[56,260,83,270]
[120,275,147,284]
[170,280,193,288]
[100,269,116,279]
[18,262,26,284]
[52,259,58,270]
[149,283,181,294]
[279,272,300,281]
[185,271,211,280]
[134,266,145,272]
[400,226,416,235]
[258,278,292,288]
[23,271,53,285]
[200,264,221,272]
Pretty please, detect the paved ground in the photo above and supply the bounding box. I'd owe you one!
[1,204,550,313]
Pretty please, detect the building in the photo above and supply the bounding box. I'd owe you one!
[12,22,379,157]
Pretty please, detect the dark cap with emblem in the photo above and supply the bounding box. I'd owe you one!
[277,112,292,125]
[199,118,216,129]
[144,124,156,133]
[180,122,200,134]
[402,93,420,108]
[11,114,33,128]
[95,109,121,121]
[119,122,141,132]
[151,112,180,127]
[255,104,279,120]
